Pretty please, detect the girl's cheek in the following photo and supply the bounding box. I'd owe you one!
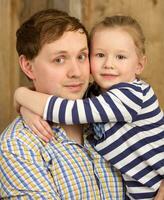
[90,59,97,73]
[90,56,97,67]
[90,65,98,77]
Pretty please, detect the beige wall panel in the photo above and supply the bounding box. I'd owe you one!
[0,0,20,132]
[0,0,10,132]
[82,0,164,109]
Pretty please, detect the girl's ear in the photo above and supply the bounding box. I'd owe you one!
[136,55,147,75]
[19,55,35,80]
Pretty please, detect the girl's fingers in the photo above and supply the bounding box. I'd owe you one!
[154,181,164,200]
[31,124,51,143]
[40,120,53,137]
[37,120,53,139]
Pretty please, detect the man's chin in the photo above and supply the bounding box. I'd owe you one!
[60,92,84,100]
[65,94,83,100]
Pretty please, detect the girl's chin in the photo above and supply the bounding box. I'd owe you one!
[102,82,118,89]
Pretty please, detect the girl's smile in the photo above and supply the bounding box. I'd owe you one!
[90,28,145,90]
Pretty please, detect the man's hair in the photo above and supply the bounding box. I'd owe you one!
[16,9,89,59]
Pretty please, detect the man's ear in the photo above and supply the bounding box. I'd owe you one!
[136,55,147,75]
[19,55,35,80]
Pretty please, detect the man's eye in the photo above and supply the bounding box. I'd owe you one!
[96,53,105,58]
[54,57,65,64]
[116,55,126,59]
[78,53,88,62]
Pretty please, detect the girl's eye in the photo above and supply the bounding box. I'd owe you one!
[78,53,88,62]
[54,57,65,64]
[96,53,105,58]
[116,54,126,60]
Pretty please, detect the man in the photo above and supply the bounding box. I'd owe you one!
[0,9,124,199]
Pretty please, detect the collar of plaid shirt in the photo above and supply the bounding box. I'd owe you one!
[0,117,124,199]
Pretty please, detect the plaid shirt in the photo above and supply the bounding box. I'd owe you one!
[0,117,124,199]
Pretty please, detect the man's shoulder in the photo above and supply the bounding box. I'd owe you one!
[0,116,43,154]
[1,116,33,141]
[1,116,25,139]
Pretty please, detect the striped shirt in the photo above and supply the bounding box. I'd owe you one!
[0,116,124,199]
[43,79,164,200]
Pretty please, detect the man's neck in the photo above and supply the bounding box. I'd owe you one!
[61,124,84,145]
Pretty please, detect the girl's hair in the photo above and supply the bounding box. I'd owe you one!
[90,15,146,57]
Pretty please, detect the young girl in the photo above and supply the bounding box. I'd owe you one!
[15,15,164,199]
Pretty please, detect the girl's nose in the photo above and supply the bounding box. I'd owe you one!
[103,57,115,70]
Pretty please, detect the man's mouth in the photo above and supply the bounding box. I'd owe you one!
[65,83,84,92]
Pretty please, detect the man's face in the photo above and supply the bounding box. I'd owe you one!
[30,31,90,99]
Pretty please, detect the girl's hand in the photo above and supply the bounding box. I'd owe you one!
[154,181,164,200]
[20,107,53,142]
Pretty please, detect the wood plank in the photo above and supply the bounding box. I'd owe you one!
[0,0,20,132]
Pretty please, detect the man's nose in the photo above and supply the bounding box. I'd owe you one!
[68,59,81,77]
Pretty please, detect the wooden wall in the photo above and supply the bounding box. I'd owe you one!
[0,0,20,132]
[0,0,163,132]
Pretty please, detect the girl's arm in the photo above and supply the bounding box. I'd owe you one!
[14,87,50,116]
[44,82,143,124]
[15,83,144,125]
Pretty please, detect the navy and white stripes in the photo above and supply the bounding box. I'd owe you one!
[44,80,164,200]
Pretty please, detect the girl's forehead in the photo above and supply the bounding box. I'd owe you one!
[92,27,134,43]
[91,28,138,54]
[93,27,130,36]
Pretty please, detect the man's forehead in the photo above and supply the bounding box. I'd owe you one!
[41,32,88,54]
[54,31,87,43]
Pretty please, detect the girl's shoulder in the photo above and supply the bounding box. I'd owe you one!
[109,79,150,92]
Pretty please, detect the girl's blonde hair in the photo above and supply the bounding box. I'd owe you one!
[90,15,146,57]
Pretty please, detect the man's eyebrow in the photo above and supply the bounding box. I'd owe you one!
[80,47,88,52]
[52,50,67,55]
[52,47,88,55]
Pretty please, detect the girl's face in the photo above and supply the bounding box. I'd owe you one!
[90,28,145,91]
